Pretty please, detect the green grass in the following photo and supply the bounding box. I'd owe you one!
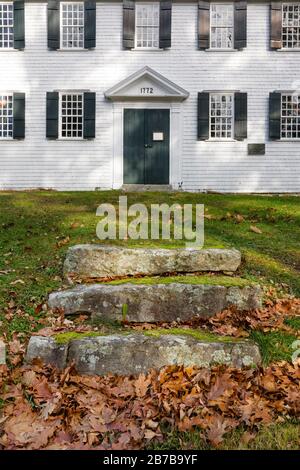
[284,316,300,331]
[0,191,299,339]
[148,422,300,450]
[143,327,242,343]
[54,331,105,344]
[250,330,298,365]
[107,274,255,287]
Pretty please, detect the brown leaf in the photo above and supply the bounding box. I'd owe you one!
[250,225,262,234]
[134,374,151,398]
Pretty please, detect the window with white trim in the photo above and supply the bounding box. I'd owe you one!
[209,93,234,139]
[0,2,13,49]
[135,3,160,49]
[281,94,300,139]
[60,93,83,139]
[210,3,234,49]
[0,94,13,138]
[282,4,300,49]
[60,2,84,49]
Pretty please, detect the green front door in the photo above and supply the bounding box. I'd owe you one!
[123,109,170,184]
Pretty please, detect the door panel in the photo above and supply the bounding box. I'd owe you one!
[145,109,170,184]
[123,109,170,184]
[123,109,145,184]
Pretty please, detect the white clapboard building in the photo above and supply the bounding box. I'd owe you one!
[0,1,300,192]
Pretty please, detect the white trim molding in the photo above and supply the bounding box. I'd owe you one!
[106,67,187,189]
[104,66,189,102]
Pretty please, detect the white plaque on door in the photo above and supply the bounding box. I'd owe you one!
[153,132,164,141]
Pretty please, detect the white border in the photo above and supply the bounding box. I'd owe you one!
[111,101,182,189]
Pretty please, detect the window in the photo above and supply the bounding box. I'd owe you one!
[60,93,83,139]
[135,3,160,49]
[210,3,234,49]
[209,93,234,139]
[60,2,84,49]
[282,4,300,49]
[0,94,13,138]
[0,2,13,49]
[281,94,300,139]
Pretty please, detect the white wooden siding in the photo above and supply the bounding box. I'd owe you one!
[0,2,299,192]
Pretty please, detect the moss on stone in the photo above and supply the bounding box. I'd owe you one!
[105,275,255,288]
[143,327,244,343]
[55,331,105,344]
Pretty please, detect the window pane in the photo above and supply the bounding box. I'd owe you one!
[282,4,300,49]
[135,3,159,49]
[210,4,233,49]
[0,94,13,138]
[209,93,233,139]
[281,94,300,138]
[0,3,14,49]
[60,93,83,139]
[61,2,84,49]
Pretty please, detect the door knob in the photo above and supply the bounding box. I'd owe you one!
[145,144,152,148]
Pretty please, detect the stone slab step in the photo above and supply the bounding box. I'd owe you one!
[122,184,173,192]
[64,245,242,280]
[48,283,262,323]
[26,333,261,375]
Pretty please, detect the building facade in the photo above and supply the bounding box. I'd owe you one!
[0,0,300,192]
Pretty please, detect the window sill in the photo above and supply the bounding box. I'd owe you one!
[277,48,300,52]
[205,49,238,52]
[0,138,14,141]
[131,48,164,52]
[205,139,237,142]
[0,49,21,52]
[57,138,85,141]
[55,48,91,52]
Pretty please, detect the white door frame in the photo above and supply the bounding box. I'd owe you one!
[112,101,182,189]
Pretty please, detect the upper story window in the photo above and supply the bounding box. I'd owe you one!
[282,4,300,49]
[281,94,300,139]
[60,2,84,49]
[209,93,234,139]
[210,3,234,49]
[0,94,13,139]
[135,3,160,49]
[0,2,13,49]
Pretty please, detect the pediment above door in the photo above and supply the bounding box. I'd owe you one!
[104,66,189,102]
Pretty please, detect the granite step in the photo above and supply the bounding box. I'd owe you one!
[48,282,262,323]
[26,332,261,375]
[64,245,242,281]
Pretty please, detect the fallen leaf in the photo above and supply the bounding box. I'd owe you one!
[250,225,262,234]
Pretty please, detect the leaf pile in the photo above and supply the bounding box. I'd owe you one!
[0,361,299,450]
[128,298,300,338]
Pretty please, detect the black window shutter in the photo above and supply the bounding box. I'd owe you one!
[197,92,209,140]
[84,1,96,49]
[48,0,60,50]
[234,1,247,50]
[123,0,135,49]
[198,1,210,50]
[234,93,247,140]
[84,92,96,139]
[269,92,281,140]
[13,1,25,50]
[270,3,282,49]
[46,92,59,139]
[13,92,25,139]
[159,1,172,49]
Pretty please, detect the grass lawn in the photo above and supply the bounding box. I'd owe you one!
[0,190,299,339]
[0,191,299,450]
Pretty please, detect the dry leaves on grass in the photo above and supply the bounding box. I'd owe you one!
[0,361,299,450]
[127,298,300,338]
